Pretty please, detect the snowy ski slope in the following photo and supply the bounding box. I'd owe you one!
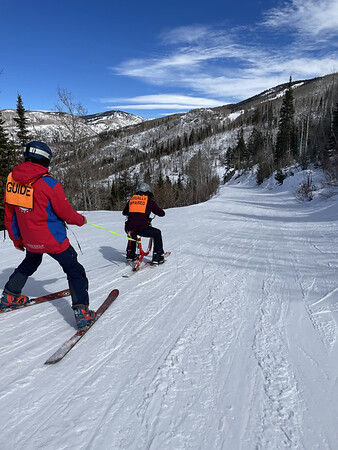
[0,173,337,449]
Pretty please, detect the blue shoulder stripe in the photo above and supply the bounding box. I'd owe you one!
[46,200,67,244]
[41,176,59,189]
[12,209,21,239]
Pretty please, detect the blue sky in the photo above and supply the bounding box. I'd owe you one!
[0,0,337,119]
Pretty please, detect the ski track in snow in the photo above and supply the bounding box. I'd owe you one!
[0,180,338,450]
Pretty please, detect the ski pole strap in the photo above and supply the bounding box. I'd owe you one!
[87,222,137,242]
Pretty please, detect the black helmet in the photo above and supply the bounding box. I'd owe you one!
[24,141,53,167]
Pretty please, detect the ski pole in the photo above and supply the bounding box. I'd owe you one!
[65,224,83,254]
[87,222,137,242]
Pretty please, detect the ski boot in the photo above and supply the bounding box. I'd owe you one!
[126,252,138,262]
[151,252,165,265]
[73,305,96,328]
[0,291,30,309]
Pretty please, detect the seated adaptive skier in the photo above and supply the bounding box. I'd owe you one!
[122,182,166,265]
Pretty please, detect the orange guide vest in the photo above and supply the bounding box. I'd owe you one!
[5,172,35,209]
[129,195,148,213]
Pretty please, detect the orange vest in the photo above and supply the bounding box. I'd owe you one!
[5,173,36,209]
[129,195,148,213]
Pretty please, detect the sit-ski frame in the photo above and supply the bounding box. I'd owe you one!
[128,233,153,271]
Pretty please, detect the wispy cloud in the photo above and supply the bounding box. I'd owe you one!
[160,25,211,44]
[106,0,338,113]
[99,94,224,110]
[262,0,338,38]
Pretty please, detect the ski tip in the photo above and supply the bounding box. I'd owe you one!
[109,288,119,297]
[44,358,60,365]
[44,288,119,365]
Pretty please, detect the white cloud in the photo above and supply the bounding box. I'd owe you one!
[262,0,338,38]
[112,45,337,103]
[109,104,207,110]
[161,25,211,44]
[100,94,224,110]
[245,56,338,78]
[113,42,247,81]
[184,76,279,99]
[106,5,338,113]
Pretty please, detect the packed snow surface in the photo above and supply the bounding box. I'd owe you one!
[1,175,338,450]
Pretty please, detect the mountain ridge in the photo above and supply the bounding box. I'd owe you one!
[0,108,146,141]
[1,72,336,142]
[1,72,337,211]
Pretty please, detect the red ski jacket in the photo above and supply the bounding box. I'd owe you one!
[4,161,85,254]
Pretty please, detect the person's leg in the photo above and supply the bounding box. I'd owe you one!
[137,227,164,262]
[50,245,89,307]
[50,246,94,328]
[1,251,43,307]
[5,251,43,295]
[126,232,137,260]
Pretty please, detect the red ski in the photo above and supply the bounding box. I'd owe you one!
[0,289,71,314]
[45,289,119,365]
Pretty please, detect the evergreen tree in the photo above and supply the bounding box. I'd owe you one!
[174,174,185,206]
[110,179,119,210]
[110,170,135,210]
[14,94,30,147]
[328,99,338,155]
[233,128,248,170]
[153,171,173,208]
[247,128,264,166]
[0,112,18,229]
[275,77,298,166]
[323,98,338,185]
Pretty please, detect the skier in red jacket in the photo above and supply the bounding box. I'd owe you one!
[123,182,166,264]
[0,141,95,328]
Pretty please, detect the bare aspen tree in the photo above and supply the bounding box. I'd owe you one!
[55,88,93,210]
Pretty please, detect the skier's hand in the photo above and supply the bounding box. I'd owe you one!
[82,215,87,224]
[14,237,25,252]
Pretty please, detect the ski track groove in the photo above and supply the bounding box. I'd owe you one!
[279,212,338,447]
[243,213,305,449]
[15,259,205,449]
[88,233,248,449]
[128,220,262,449]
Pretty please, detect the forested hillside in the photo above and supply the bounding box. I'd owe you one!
[1,73,337,226]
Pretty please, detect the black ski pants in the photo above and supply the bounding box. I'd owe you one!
[127,226,164,256]
[5,245,89,306]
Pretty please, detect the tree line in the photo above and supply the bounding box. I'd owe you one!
[0,94,31,229]
[109,150,219,210]
[1,75,337,230]
[224,77,338,186]
[1,89,221,220]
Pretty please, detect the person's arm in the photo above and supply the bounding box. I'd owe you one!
[149,198,165,217]
[49,182,86,226]
[4,202,24,250]
[122,202,129,216]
